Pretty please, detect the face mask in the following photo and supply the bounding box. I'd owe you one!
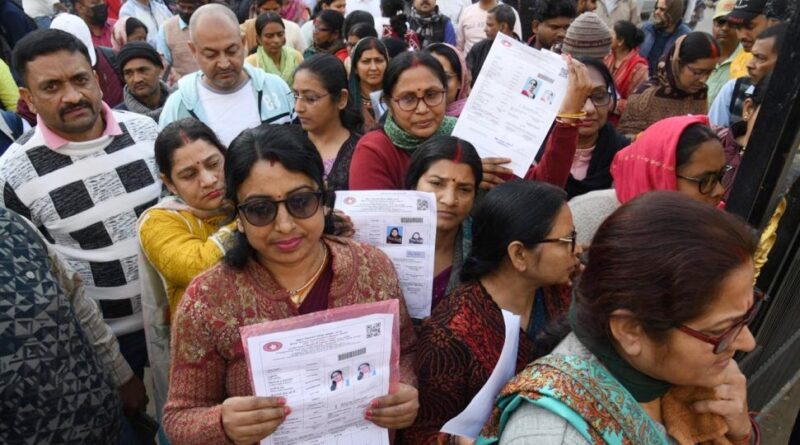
[90,4,109,25]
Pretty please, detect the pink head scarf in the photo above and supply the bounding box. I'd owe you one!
[611,115,711,204]
[281,0,309,24]
[112,16,129,51]
[439,44,472,118]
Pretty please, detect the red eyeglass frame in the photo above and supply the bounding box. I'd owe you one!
[676,289,766,355]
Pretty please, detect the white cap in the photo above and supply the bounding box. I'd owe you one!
[50,13,97,66]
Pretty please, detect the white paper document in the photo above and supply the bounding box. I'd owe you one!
[244,311,395,445]
[440,310,521,439]
[452,33,569,178]
[335,190,437,319]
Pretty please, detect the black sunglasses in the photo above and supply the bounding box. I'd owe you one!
[237,191,323,227]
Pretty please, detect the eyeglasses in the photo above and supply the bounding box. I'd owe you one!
[677,289,766,354]
[391,90,446,112]
[237,191,323,226]
[538,229,577,253]
[587,88,612,108]
[677,165,733,195]
[293,92,330,106]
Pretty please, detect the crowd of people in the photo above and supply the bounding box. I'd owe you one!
[0,0,796,443]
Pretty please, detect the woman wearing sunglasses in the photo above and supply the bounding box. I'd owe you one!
[348,51,596,191]
[570,115,729,246]
[480,191,761,445]
[163,125,418,445]
[404,180,581,443]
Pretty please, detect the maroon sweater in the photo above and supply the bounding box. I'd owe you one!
[348,123,580,190]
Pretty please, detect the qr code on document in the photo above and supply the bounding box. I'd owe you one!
[417,199,428,211]
[366,322,382,338]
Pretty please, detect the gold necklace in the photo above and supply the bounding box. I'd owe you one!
[287,243,328,298]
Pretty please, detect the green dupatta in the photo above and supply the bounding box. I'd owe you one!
[256,46,299,85]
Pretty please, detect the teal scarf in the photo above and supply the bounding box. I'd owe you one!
[476,350,670,445]
[257,46,299,85]
[383,114,457,152]
[568,305,671,402]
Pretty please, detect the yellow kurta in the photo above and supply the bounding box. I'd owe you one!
[139,208,235,314]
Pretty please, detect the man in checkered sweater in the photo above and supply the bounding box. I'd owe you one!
[0,29,157,414]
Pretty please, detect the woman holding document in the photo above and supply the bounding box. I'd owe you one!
[163,125,419,445]
[403,180,581,443]
[348,50,597,191]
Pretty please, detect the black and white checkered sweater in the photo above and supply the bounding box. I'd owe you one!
[0,110,161,336]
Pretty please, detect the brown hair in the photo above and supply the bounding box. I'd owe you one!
[576,191,757,343]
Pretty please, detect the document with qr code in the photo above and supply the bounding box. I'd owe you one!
[452,32,569,178]
[334,190,437,319]
[240,300,400,445]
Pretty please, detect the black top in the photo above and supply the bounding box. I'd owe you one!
[324,132,362,192]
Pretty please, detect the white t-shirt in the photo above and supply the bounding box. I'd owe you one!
[438,0,472,24]
[197,78,262,146]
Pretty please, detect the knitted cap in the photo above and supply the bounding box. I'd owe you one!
[561,12,612,60]
[117,42,164,74]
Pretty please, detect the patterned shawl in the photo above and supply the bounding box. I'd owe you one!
[477,337,671,445]
[617,35,709,137]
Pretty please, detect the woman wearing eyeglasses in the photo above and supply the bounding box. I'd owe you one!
[618,32,720,138]
[163,125,419,445]
[349,51,595,191]
[564,57,631,199]
[480,191,761,445]
[570,115,728,246]
[293,54,363,191]
[303,9,348,61]
[403,180,581,443]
